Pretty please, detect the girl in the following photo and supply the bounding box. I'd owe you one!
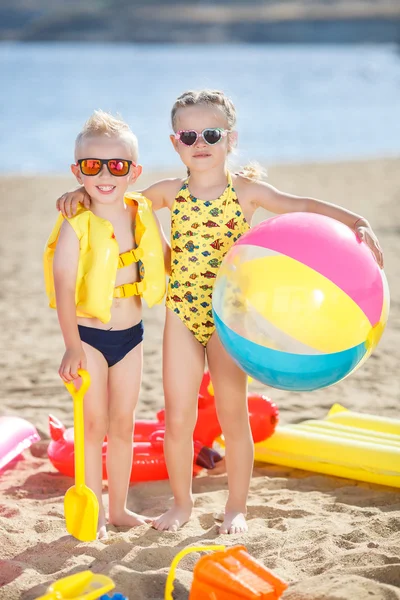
[57,90,383,534]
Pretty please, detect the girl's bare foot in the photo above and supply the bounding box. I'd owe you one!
[152,502,193,532]
[219,510,248,534]
[109,508,152,528]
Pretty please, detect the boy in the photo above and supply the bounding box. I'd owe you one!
[44,110,168,538]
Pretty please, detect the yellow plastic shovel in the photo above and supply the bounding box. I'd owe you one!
[64,369,99,542]
[35,570,114,600]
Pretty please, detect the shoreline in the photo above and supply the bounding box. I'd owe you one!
[1,153,400,182]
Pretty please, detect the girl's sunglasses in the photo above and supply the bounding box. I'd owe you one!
[76,158,135,177]
[174,128,230,147]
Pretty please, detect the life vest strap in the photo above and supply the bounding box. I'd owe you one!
[118,247,144,268]
[113,281,144,298]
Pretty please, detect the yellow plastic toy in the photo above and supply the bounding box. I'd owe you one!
[35,570,114,600]
[64,370,99,542]
[254,403,400,488]
[44,192,166,322]
[165,545,288,599]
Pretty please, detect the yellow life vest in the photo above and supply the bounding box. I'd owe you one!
[44,193,166,323]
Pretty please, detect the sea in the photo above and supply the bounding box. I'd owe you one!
[1,42,399,173]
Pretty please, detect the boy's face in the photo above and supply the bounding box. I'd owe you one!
[71,135,141,205]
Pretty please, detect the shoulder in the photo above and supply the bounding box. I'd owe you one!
[232,173,277,205]
[140,178,185,210]
[54,218,80,258]
[231,173,261,204]
[62,206,91,237]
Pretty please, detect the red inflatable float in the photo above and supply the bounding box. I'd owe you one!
[48,371,279,482]
[169,370,279,449]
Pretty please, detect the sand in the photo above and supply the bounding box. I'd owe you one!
[0,158,399,599]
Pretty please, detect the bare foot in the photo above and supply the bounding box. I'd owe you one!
[97,514,108,540]
[219,510,248,534]
[109,509,153,528]
[152,502,193,532]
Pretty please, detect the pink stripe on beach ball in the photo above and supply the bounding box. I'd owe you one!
[236,213,384,325]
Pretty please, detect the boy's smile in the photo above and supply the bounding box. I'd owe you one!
[96,184,116,194]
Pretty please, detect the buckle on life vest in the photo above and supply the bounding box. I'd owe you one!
[118,247,144,269]
[113,281,144,298]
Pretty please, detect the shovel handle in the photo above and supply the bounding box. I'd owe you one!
[64,369,91,399]
[64,369,91,490]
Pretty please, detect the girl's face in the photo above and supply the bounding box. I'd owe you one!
[171,104,235,174]
[71,135,141,206]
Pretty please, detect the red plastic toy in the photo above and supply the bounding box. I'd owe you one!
[159,370,279,448]
[48,418,220,482]
[48,371,279,482]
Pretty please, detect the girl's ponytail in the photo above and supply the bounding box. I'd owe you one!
[237,162,266,182]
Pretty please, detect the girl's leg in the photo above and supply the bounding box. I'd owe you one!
[80,342,109,539]
[152,309,205,531]
[207,332,253,534]
[107,341,152,527]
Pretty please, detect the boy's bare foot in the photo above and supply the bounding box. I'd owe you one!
[97,514,108,540]
[219,510,248,534]
[152,502,193,532]
[109,509,152,528]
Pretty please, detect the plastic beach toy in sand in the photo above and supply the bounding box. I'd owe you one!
[34,570,114,600]
[0,416,40,471]
[165,545,288,599]
[63,370,99,542]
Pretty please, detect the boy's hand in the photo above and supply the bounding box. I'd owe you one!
[356,225,384,269]
[59,345,87,383]
[56,187,91,218]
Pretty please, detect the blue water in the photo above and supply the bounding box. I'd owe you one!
[1,42,400,173]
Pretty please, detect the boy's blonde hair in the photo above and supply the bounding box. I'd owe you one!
[171,89,265,181]
[75,110,139,161]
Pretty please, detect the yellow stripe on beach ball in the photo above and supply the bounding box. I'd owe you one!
[237,255,372,353]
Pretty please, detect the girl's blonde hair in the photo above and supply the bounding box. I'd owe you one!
[75,109,139,161]
[171,89,265,181]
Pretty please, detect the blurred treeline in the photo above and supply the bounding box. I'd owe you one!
[1,0,399,43]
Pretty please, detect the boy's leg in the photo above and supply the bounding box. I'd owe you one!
[107,340,151,527]
[152,309,205,532]
[80,342,109,538]
[207,332,253,534]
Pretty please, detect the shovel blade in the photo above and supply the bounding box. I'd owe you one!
[64,484,99,542]
[35,570,115,600]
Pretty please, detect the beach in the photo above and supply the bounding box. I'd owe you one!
[0,157,399,599]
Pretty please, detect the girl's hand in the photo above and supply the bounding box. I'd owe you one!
[56,187,91,218]
[59,346,87,383]
[356,224,384,269]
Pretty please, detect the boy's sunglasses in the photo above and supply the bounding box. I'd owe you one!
[76,158,135,177]
[174,128,230,147]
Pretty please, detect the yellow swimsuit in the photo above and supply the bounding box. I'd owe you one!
[166,172,250,346]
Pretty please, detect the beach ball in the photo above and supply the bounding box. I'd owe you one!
[212,213,389,392]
